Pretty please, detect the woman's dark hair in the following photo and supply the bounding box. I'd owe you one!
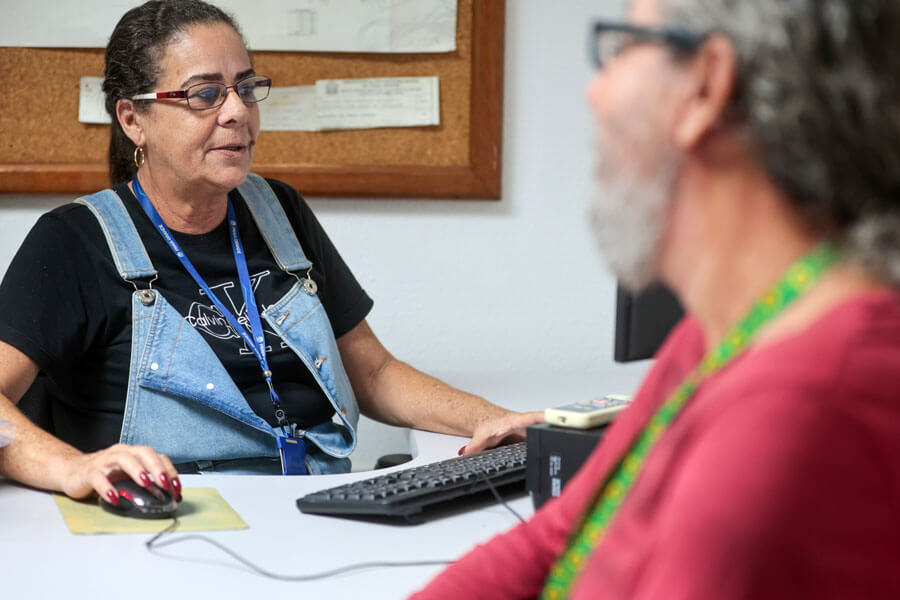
[103,0,243,185]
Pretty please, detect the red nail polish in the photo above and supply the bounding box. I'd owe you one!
[139,471,152,487]
[458,446,467,456]
[172,477,182,492]
[158,472,170,489]
[105,489,120,505]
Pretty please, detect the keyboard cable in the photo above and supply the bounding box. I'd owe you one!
[476,468,527,523]
[146,518,454,581]
[144,467,528,579]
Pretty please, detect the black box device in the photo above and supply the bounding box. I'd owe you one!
[526,423,608,510]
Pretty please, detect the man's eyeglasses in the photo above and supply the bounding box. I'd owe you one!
[131,75,272,110]
[590,21,707,69]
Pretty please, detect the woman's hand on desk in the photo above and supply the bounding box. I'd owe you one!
[58,444,182,503]
[461,410,544,455]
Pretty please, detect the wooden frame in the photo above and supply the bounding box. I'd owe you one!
[0,0,504,199]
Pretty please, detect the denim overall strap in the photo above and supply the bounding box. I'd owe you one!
[237,173,312,273]
[236,174,359,465]
[75,190,157,282]
[262,284,360,460]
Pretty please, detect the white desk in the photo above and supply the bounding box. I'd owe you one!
[0,372,648,599]
[0,429,533,600]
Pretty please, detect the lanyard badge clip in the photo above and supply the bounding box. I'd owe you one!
[264,371,306,475]
[277,434,308,476]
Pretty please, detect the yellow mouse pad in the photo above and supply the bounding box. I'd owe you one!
[54,487,248,535]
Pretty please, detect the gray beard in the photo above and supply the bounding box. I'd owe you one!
[589,126,681,292]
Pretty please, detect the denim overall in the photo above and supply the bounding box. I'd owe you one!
[74,174,359,475]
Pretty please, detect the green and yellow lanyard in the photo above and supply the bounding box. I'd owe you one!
[540,243,839,599]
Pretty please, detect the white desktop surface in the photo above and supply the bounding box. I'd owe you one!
[0,430,532,600]
[1,374,643,599]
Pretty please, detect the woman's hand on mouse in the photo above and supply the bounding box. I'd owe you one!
[57,443,181,504]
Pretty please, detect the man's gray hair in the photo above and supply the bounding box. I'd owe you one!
[662,0,900,285]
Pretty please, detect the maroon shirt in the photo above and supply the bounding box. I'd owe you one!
[412,290,900,599]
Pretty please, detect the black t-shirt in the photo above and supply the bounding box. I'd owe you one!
[0,179,372,452]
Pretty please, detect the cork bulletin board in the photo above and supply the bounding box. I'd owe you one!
[0,0,504,198]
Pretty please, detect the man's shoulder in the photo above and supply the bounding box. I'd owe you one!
[723,290,900,397]
[673,291,900,491]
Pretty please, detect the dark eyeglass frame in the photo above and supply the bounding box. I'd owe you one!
[590,20,708,69]
[131,74,272,110]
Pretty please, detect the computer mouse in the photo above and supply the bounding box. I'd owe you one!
[99,478,178,519]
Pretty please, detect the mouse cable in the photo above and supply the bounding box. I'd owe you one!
[144,471,525,581]
[145,519,453,582]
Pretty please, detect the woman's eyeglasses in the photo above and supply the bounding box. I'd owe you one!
[131,75,271,110]
[591,21,707,69]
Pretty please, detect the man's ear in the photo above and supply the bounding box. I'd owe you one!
[116,98,146,147]
[671,34,738,150]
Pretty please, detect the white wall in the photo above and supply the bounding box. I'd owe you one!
[0,0,651,469]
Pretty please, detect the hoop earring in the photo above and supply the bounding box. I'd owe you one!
[133,146,145,169]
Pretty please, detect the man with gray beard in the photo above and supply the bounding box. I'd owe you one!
[412,0,900,598]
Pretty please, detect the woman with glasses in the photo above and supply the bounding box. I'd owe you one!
[0,0,539,507]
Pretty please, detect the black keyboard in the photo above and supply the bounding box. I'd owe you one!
[296,442,527,520]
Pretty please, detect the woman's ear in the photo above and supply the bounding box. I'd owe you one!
[671,34,739,150]
[116,98,146,147]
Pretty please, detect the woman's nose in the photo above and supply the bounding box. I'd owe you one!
[217,87,249,123]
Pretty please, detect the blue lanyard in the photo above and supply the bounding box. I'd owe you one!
[132,177,290,432]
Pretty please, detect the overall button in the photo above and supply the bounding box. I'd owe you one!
[137,289,155,306]
[303,278,318,296]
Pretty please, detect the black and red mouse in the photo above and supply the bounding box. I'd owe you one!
[99,478,178,519]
